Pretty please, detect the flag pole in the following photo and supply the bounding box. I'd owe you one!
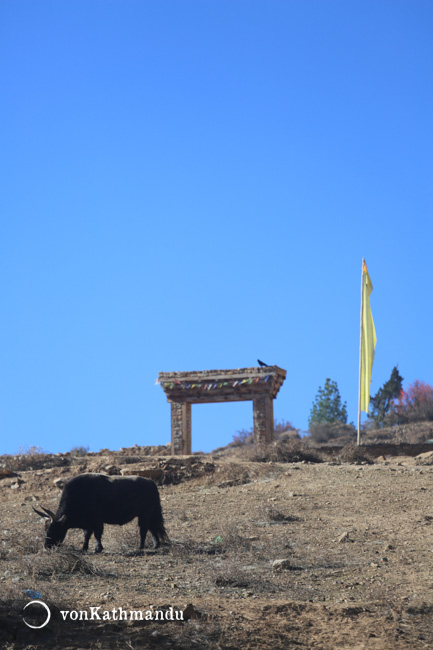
[357,259,365,446]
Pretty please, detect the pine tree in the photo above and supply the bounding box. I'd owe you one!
[308,378,348,427]
[369,366,403,427]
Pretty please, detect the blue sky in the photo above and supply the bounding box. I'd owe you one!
[1,1,432,454]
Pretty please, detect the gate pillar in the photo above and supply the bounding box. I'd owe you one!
[170,401,191,455]
[253,395,274,444]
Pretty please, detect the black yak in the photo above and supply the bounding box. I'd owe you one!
[33,473,169,553]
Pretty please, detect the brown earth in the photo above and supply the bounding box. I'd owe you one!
[1,445,433,649]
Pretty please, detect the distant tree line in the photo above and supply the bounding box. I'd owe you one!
[307,367,433,443]
[232,369,433,446]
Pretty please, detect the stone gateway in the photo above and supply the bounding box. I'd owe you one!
[158,366,286,454]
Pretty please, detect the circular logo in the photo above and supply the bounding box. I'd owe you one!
[22,600,51,629]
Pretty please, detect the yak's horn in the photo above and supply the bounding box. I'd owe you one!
[33,506,52,520]
[41,506,56,520]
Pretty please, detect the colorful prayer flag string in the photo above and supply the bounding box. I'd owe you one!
[159,375,273,390]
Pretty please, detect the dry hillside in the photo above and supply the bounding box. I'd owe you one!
[1,440,433,649]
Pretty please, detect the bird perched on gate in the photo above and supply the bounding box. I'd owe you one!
[257,359,269,367]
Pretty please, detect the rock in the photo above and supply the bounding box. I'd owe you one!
[0,469,18,479]
[104,465,121,476]
[182,603,203,620]
[416,451,433,462]
[338,532,353,543]
[272,559,292,571]
[121,468,163,480]
[53,478,65,489]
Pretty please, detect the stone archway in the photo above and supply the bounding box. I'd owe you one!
[158,366,286,455]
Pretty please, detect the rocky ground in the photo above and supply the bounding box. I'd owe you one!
[1,443,433,648]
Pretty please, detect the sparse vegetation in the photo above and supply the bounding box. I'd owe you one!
[232,427,252,445]
[17,445,47,456]
[336,443,374,465]
[308,421,356,444]
[0,451,67,472]
[210,461,255,487]
[69,445,90,456]
[233,419,299,446]
[22,547,106,579]
[248,439,324,463]
[259,503,301,523]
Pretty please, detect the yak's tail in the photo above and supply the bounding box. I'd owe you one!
[151,489,171,544]
[156,519,170,544]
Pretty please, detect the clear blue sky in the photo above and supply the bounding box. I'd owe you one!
[1,1,432,454]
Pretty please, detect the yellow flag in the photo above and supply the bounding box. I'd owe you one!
[360,260,377,413]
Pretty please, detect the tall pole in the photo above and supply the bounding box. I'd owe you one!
[357,259,365,446]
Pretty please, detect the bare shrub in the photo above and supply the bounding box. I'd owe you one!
[69,445,89,456]
[258,503,301,523]
[175,614,226,649]
[362,422,433,444]
[248,439,324,463]
[337,443,374,465]
[170,538,216,560]
[21,547,105,579]
[232,427,253,446]
[207,461,256,487]
[171,520,252,563]
[215,522,252,554]
[116,444,171,457]
[232,419,299,446]
[308,421,356,444]
[213,556,280,596]
[0,452,68,472]
[274,419,300,439]
[214,560,253,588]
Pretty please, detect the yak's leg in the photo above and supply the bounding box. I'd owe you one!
[82,529,92,553]
[149,526,160,549]
[138,515,149,549]
[150,533,160,549]
[93,521,104,553]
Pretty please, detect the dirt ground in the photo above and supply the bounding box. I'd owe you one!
[1,447,433,649]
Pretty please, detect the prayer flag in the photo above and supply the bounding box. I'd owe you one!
[359,260,377,413]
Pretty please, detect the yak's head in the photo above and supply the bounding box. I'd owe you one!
[33,506,68,548]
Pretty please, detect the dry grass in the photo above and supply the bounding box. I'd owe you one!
[206,461,258,488]
[336,443,374,465]
[21,546,107,579]
[0,452,68,472]
[247,439,324,463]
[258,503,302,524]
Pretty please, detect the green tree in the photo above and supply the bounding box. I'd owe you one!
[308,378,348,427]
[369,366,403,428]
